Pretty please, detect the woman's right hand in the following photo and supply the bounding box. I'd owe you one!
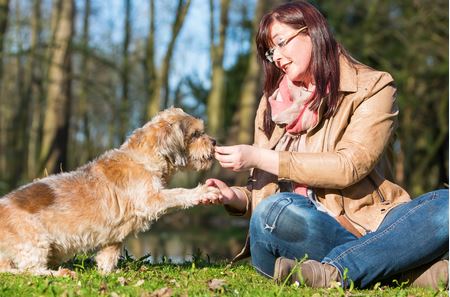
[204,178,236,205]
[203,178,247,213]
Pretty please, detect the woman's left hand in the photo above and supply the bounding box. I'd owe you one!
[215,145,280,175]
[214,145,258,171]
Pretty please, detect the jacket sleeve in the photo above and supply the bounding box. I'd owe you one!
[278,73,398,189]
[224,186,252,216]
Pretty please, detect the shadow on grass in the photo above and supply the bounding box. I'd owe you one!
[61,248,229,273]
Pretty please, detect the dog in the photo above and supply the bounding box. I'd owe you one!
[0,107,220,275]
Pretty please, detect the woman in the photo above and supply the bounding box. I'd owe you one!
[204,1,449,289]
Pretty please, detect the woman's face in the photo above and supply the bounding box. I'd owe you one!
[269,20,313,84]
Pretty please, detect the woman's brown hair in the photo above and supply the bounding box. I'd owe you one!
[256,1,352,136]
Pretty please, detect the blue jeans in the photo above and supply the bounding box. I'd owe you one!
[249,189,449,288]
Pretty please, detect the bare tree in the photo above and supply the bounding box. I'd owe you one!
[8,0,30,186]
[39,0,74,174]
[236,0,272,144]
[0,0,9,175]
[143,0,156,122]
[206,0,230,139]
[27,0,44,179]
[76,0,93,164]
[119,0,131,142]
[146,0,191,119]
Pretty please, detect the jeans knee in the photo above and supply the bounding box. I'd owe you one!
[250,193,314,242]
[435,190,449,230]
[436,189,449,203]
[250,193,293,237]
[250,195,276,236]
[431,189,449,220]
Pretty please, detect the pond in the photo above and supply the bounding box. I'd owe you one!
[123,205,249,264]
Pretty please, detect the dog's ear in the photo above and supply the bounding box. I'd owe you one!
[157,120,188,167]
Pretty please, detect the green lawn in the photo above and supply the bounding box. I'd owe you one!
[0,255,447,297]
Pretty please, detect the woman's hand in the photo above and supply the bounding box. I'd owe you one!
[201,178,247,212]
[215,145,279,175]
[204,178,236,204]
[214,145,258,171]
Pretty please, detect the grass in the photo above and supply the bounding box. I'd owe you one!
[0,253,448,297]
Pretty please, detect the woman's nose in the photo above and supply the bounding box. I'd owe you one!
[272,47,283,63]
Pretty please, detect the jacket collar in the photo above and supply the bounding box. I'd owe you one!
[339,55,358,93]
[269,124,286,149]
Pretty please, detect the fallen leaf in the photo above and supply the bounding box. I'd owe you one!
[139,266,149,272]
[149,287,173,297]
[118,276,128,286]
[134,279,145,287]
[98,282,108,295]
[169,279,180,288]
[207,279,227,292]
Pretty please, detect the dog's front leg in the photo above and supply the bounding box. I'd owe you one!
[159,184,220,209]
[95,243,122,274]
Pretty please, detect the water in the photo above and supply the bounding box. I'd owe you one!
[123,206,248,264]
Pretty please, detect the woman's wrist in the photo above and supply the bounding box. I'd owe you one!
[223,187,248,212]
[253,147,279,175]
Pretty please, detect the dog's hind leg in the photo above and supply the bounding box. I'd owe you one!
[95,243,122,274]
[0,254,15,273]
[0,251,58,276]
[9,241,59,276]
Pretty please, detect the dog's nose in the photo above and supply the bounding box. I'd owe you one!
[211,138,217,146]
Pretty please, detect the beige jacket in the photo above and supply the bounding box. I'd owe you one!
[227,56,411,262]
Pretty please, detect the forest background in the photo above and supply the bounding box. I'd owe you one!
[0,0,447,261]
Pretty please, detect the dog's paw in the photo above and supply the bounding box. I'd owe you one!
[196,184,221,204]
[204,186,221,199]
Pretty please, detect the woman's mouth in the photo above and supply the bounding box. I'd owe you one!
[281,62,291,72]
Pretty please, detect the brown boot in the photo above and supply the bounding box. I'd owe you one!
[273,257,299,284]
[395,260,449,289]
[273,257,341,288]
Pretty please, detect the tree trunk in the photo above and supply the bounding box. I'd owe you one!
[77,0,92,164]
[206,0,230,140]
[0,0,9,176]
[119,0,131,142]
[8,0,30,186]
[27,0,43,179]
[40,0,74,174]
[143,0,156,123]
[146,0,191,118]
[237,0,270,145]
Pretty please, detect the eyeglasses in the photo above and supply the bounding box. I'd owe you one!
[265,26,308,63]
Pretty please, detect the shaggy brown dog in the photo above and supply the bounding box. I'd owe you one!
[0,107,219,275]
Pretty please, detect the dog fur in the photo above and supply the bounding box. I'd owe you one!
[0,107,219,275]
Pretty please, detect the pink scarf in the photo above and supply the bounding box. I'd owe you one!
[268,75,318,196]
[269,76,318,134]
